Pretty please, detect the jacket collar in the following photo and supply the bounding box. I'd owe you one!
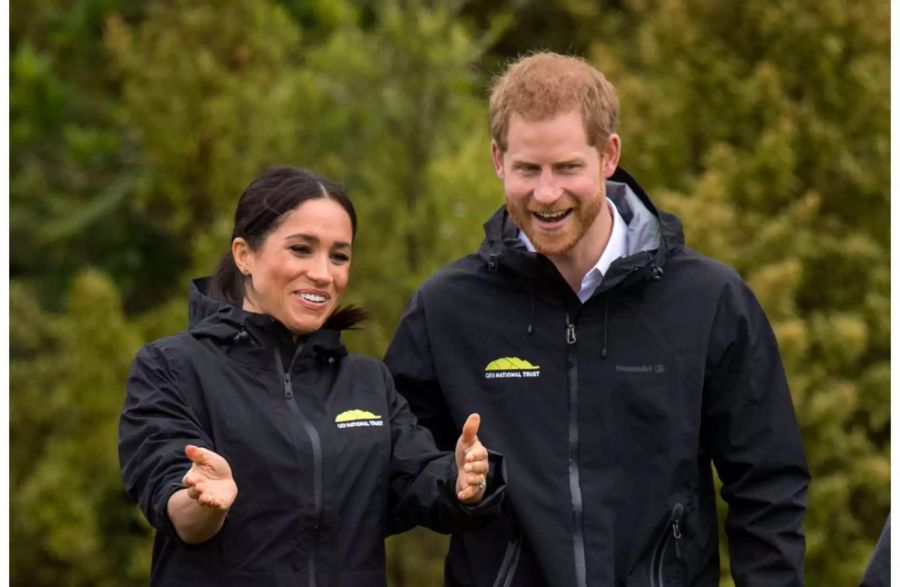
[187,278,347,359]
[477,166,684,291]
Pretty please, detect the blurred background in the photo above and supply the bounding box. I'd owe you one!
[9,0,889,585]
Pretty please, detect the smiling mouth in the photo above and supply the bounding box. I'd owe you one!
[298,292,329,304]
[532,209,572,223]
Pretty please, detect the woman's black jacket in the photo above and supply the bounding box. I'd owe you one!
[119,279,504,587]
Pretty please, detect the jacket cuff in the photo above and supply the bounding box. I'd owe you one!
[156,469,230,548]
[155,478,187,538]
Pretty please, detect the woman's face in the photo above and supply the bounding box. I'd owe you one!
[234,198,353,336]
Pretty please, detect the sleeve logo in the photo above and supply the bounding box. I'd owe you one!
[484,357,541,379]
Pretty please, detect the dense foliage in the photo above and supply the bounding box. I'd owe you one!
[10,0,888,585]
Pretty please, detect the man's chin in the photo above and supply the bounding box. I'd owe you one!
[529,234,577,257]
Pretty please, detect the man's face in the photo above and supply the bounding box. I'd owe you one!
[492,110,619,258]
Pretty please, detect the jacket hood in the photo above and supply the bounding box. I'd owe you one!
[187,277,346,356]
[478,167,684,289]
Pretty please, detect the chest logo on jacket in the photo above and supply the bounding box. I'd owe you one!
[335,409,384,429]
[484,357,541,379]
[615,363,666,375]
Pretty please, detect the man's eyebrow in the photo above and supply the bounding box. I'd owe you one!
[284,233,352,248]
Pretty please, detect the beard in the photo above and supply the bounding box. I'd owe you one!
[509,192,605,257]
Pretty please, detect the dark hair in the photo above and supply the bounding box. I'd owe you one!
[209,165,368,330]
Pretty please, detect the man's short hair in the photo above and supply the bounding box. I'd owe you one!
[489,52,619,152]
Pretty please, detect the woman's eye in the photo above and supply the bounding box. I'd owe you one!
[290,245,312,255]
[331,253,351,263]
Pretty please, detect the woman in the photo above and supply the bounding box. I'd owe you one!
[119,166,503,586]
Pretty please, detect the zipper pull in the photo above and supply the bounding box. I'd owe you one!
[672,504,684,560]
[566,320,577,344]
[283,373,294,399]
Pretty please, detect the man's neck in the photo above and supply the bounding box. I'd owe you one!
[546,200,613,294]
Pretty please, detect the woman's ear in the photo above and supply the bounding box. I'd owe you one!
[232,237,253,277]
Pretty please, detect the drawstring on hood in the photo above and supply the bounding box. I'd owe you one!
[601,296,609,359]
[487,253,502,272]
[527,283,536,335]
[232,328,250,344]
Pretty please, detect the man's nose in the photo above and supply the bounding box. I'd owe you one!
[533,168,562,204]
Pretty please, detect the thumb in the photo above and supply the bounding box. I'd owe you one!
[461,413,481,447]
[185,444,207,465]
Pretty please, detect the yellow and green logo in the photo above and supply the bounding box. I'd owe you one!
[484,357,541,379]
[335,409,384,429]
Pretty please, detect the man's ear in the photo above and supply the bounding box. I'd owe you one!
[491,140,505,179]
[232,237,253,276]
[601,134,621,178]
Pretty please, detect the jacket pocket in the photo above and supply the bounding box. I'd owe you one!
[648,503,686,587]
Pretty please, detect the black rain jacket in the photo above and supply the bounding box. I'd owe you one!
[384,168,809,587]
[119,279,504,587]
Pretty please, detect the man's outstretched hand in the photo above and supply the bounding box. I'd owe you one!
[455,414,489,504]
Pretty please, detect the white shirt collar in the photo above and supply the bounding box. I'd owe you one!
[518,198,627,302]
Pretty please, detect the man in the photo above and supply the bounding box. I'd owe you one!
[385,52,809,587]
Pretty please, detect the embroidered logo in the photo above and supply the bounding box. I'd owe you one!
[615,364,666,374]
[335,409,384,429]
[484,357,541,379]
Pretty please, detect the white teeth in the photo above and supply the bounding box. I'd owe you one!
[300,293,327,303]
[535,210,568,221]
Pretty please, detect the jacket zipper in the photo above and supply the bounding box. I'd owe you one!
[274,348,323,587]
[565,313,587,587]
[649,503,685,587]
[491,530,522,587]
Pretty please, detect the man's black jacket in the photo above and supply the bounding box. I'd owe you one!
[385,168,809,587]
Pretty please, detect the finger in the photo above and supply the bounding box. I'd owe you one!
[458,487,474,501]
[458,483,484,503]
[464,443,487,462]
[185,444,208,465]
[461,413,480,448]
[467,472,487,487]
[463,459,490,473]
[198,493,218,508]
[187,486,200,500]
[465,460,489,476]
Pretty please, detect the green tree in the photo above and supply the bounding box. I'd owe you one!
[10,272,149,586]
[9,0,164,311]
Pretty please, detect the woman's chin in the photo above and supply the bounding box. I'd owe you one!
[284,315,328,337]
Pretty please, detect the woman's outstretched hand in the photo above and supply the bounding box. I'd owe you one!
[182,444,238,511]
[454,413,489,504]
